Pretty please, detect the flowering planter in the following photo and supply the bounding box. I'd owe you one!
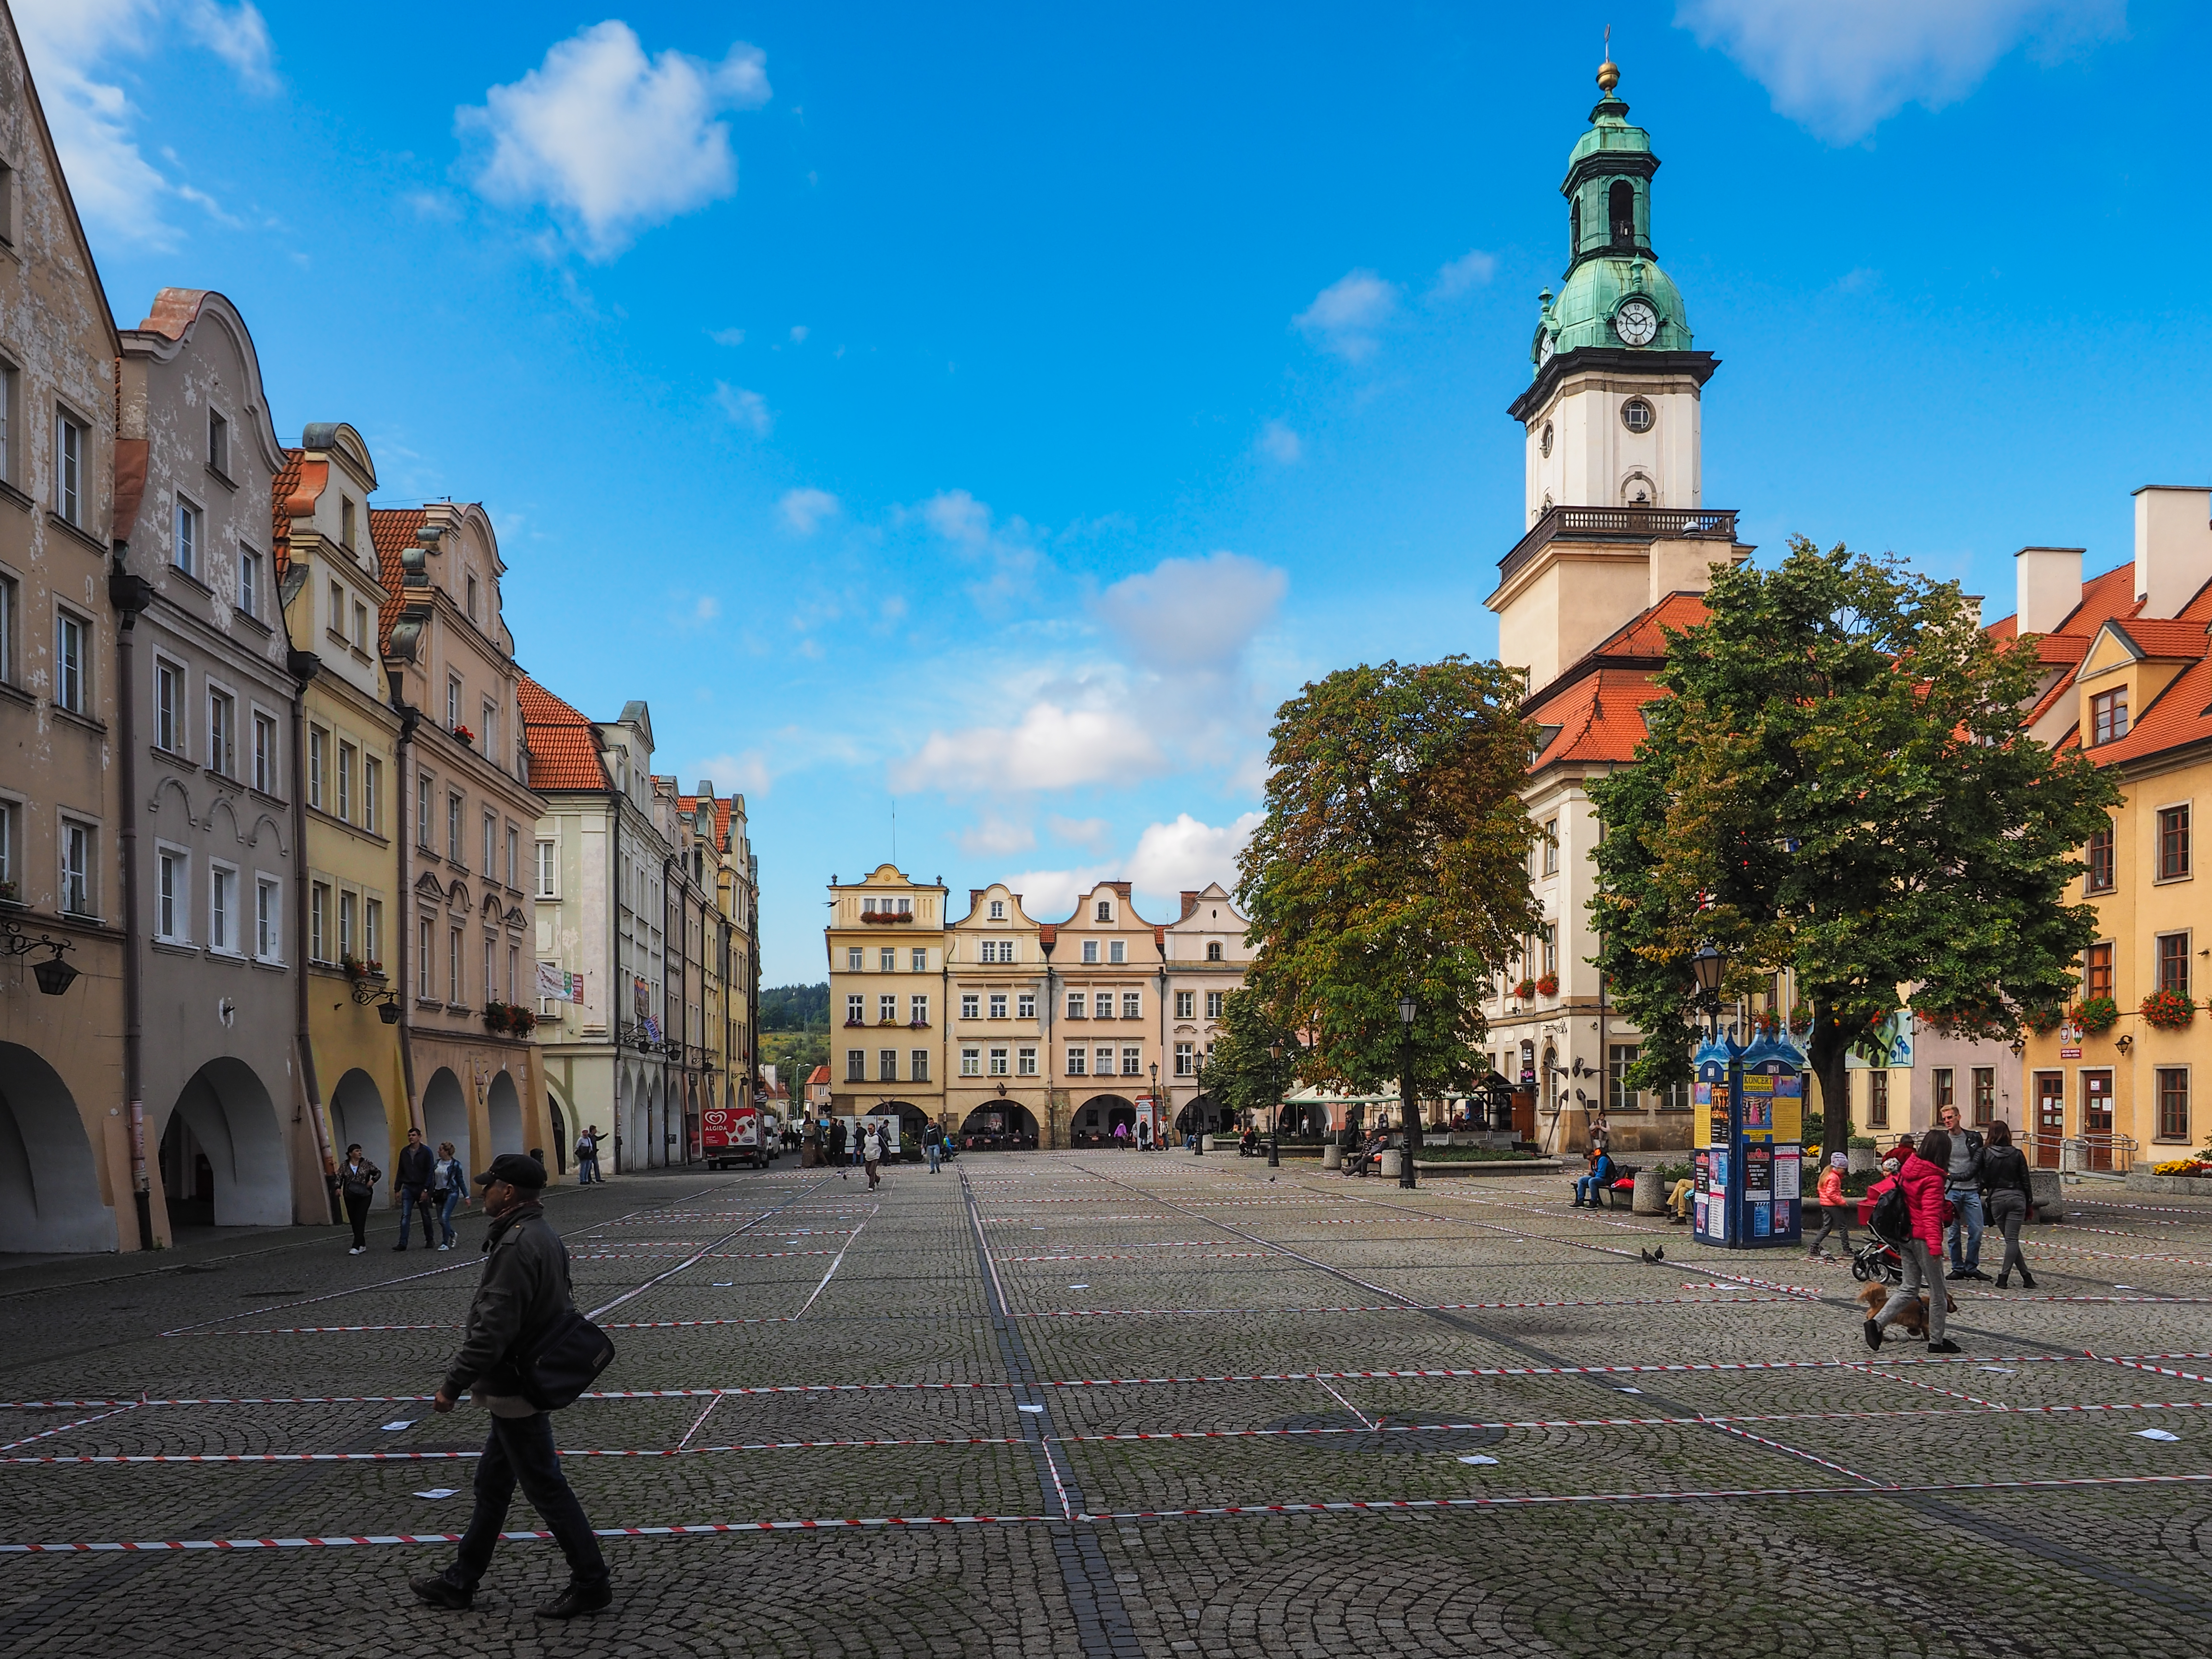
[859,912,914,924]
[2075,997,2119,1034]
[2140,989,2196,1032]
[1535,974,1559,998]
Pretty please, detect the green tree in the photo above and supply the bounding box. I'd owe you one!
[1193,988,1302,1130]
[1238,658,1543,1174]
[1588,539,2118,1163]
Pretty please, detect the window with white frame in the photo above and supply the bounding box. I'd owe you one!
[209,865,236,953]
[238,549,261,619]
[846,1049,866,1082]
[878,1048,897,1082]
[174,498,202,579]
[252,712,276,793]
[1176,990,1194,1019]
[365,898,382,966]
[154,659,181,753]
[1206,990,1225,1019]
[879,993,897,1022]
[1121,991,1141,1020]
[54,610,86,713]
[1017,1046,1037,1076]
[1095,899,1112,922]
[1017,991,1035,1019]
[1065,992,1086,1019]
[482,812,496,877]
[417,773,433,847]
[911,1048,930,1082]
[1093,992,1113,1019]
[845,946,862,970]
[989,1047,1009,1076]
[1175,1041,1195,1076]
[1095,1045,1116,1076]
[330,741,351,819]
[156,847,186,941]
[1109,940,1126,964]
[910,994,928,1024]
[535,840,556,897]
[1206,941,1223,961]
[1121,1046,1142,1076]
[327,580,344,639]
[255,877,282,961]
[961,993,980,1020]
[418,916,433,997]
[56,411,83,525]
[351,600,369,653]
[338,890,357,960]
[911,947,926,971]
[505,825,518,889]
[307,726,325,809]
[961,1046,982,1077]
[60,819,91,915]
[846,993,864,1024]
[446,792,462,862]
[988,899,1004,919]
[310,880,330,961]
[483,937,495,1007]
[482,700,498,765]
[879,947,895,971]
[208,689,235,777]
[1066,1046,1086,1076]
[1082,940,1098,964]
[448,926,462,1002]
[989,993,1007,1019]
[446,675,462,731]
[507,944,517,1003]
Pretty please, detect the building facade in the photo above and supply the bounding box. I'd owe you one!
[2008,504,2212,1170]
[118,288,318,1233]
[1162,883,1254,1138]
[1037,882,1166,1147]
[374,503,551,1176]
[678,783,758,1151]
[0,0,134,1250]
[826,865,947,1132]
[944,882,1047,1144]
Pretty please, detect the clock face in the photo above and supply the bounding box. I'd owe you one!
[1614,298,1659,346]
[1537,332,1556,366]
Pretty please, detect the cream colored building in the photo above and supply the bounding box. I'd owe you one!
[825,864,946,1132]
[1041,881,1167,1147]
[944,882,1048,1144]
[1162,882,1254,1138]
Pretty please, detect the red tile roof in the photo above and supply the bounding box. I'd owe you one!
[1527,667,1667,767]
[369,506,425,655]
[675,793,738,849]
[1588,590,1709,660]
[519,675,610,790]
[136,288,210,341]
[269,449,303,577]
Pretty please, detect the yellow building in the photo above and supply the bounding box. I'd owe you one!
[944,883,1048,1144]
[275,424,409,1186]
[2007,503,2212,1171]
[825,865,946,1137]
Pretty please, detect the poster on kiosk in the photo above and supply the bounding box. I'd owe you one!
[1693,1029,1804,1249]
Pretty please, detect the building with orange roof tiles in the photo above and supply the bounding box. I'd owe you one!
[2005,488,2212,1173]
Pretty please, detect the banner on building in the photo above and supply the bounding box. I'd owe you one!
[537,961,582,1005]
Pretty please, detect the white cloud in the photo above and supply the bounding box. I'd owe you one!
[779,487,841,534]
[890,703,1164,794]
[459,21,770,258]
[694,749,772,796]
[1127,812,1263,895]
[1676,0,2124,143]
[959,809,1035,856]
[709,326,745,346]
[14,0,272,246]
[788,324,809,344]
[915,488,1040,601]
[1048,815,1114,855]
[994,864,1118,925]
[1257,420,1302,465]
[1294,268,1398,361]
[1431,247,1498,299]
[715,382,771,434]
[692,595,721,622]
[1094,551,1287,672]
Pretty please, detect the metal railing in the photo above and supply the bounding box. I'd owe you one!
[1498,505,1738,586]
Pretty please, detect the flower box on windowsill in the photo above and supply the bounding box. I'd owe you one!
[908,1019,930,1029]
[1535,974,1559,998]
[451,724,475,747]
[843,1018,866,1028]
[859,910,914,924]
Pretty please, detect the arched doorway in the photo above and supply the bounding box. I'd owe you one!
[0,1043,115,1251]
[1175,1093,1221,1139]
[329,1069,388,1169]
[162,1058,289,1228]
[422,1067,469,1174]
[866,1100,928,1159]
[486,1070,523,1156]
[1075,1094,1134,1146]
[646,1076,664,1168]
[957,1103,1038,1150]
[547,1095,568,1174]
[623,1067,648,1174]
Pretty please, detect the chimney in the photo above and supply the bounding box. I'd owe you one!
[2134,487,2212,619]
[2013,547,2083,636]
[1180,890,1200,920]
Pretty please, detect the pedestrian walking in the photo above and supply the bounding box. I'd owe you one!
[1865,1129,1960,1354]
[863,1121,884,1190]
[338,1143,381,1254]
[1936,1104,1988,1281]
[1807,1152,1855,1260]
[432,1141,469,1250]
[394,1126,436,1250]
[580,1126,604,1184]
[410,1153,613,1620]
[1981,1119,2038,1289]
[923,1120,942,1173]
[830,1117,848,1178]
[1137,1118,1152,1152]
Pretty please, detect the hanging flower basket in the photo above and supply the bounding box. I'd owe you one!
[2075,996,2119,1034]
[1513,978,1536,1001]
[1535,973,1559,997]
[2140,988,2195,1031]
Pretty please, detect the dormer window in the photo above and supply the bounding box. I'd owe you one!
[2092,687,2129,746]
[1207,941,1224,962]
[989,899,1005,920]
[1095,900,1111,922]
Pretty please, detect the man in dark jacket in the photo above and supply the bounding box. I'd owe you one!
[393,1126,435,1250]
[411,1153,611,1620]
[1936,1104,1988,1281]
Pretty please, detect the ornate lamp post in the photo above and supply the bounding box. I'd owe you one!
[1691,943,1727,1038]
[1398,993,1419,1190]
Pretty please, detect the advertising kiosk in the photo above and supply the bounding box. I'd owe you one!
[1692,1029,1805,1250]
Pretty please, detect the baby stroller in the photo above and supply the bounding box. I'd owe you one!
[1851,1217,1906,1286]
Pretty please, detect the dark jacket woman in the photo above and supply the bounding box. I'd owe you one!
[1980,1121,2037,1289]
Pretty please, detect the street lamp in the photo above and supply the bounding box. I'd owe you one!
[1267,1042,1283,1168]
[1148,1061,1158,1153]
[1691,944,1727,1037]
[1397,994,1419,1190]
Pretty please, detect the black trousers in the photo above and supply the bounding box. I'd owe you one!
[446,1410,608,1592]
[344,1191,370,1248]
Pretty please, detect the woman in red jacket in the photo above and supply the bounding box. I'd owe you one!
[1865,1129,1960,1355]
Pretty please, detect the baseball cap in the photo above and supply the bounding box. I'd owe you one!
[475,1152,547,1190]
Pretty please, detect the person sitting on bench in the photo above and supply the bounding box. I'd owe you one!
[1573,1147,1618,1208]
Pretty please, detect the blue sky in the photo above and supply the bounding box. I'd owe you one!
[31,0,2208,982]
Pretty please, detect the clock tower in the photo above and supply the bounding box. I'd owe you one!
[1488,55,1744,695]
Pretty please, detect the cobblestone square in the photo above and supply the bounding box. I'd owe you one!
[2,1154,2209,1657]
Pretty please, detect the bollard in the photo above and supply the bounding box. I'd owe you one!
[1379,1149,1402,1178]
[1322,1142,1342,1170]
[1632,1168,1665,1215]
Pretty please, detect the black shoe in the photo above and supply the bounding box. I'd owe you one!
[392,1244,407,1251]
[1994,1274,2010,1289]
[1863,1318,1883,1352]
[536,1582,613,1619]
[1926,1339,1962,1355]
[1968,1270,1991,1282]
[2019,1271,2038,1290]
[1943,1268,1969,1281]
[410,1575,472,1611]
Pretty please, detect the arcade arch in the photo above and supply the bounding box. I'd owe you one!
[486,1070,524,1157]
[161,1058,289,1227]
[422,1068,470,1172]
[957,1102,1038,1149]
[329,1069,388,1167]
[0,1044,115,1251]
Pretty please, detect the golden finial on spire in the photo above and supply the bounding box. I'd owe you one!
[1597,24,1619,93]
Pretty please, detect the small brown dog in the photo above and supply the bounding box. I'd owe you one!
[1855,1281,1957,1337]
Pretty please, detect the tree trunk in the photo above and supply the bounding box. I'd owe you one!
[1806,1008,1851,1166]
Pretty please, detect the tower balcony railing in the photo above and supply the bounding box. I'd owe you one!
[1498,505,1738,586]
